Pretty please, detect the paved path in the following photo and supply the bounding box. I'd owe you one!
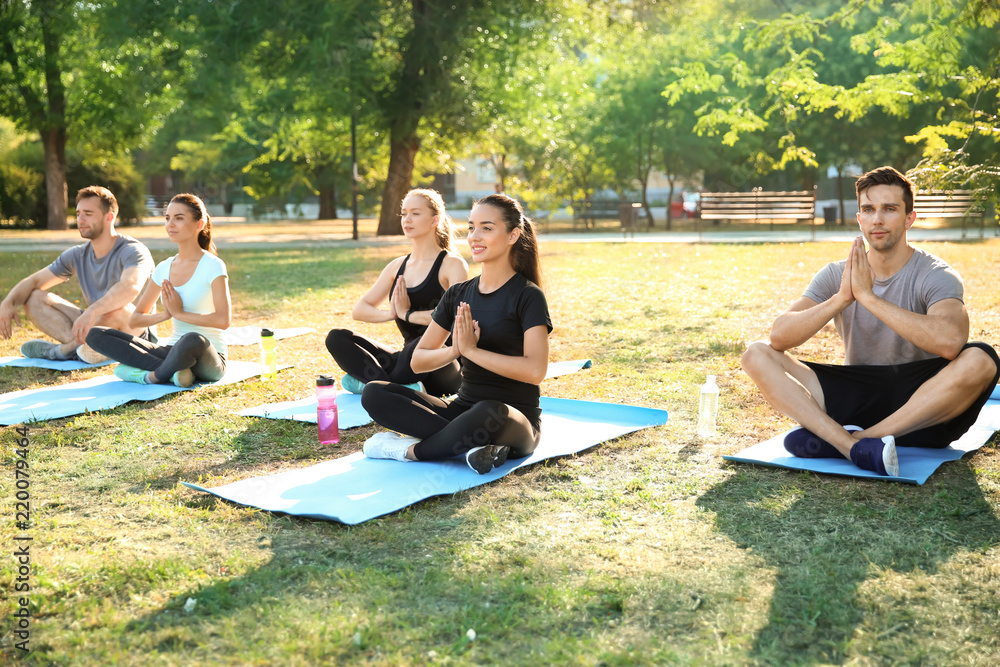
[1,224,995,254]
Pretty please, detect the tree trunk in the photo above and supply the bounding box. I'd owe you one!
[41,6,68,231]
[316,164,337,220]
[318,183,337,220]
[42,126,67,230]
[640,167,653,230]
[376,132,419,235]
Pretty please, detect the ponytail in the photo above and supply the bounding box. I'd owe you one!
[477,194,542,288]
[169,193,217,255]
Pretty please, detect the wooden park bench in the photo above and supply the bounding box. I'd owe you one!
[699,187,818,228]
[913,190,995,239]
[572,199,623,229]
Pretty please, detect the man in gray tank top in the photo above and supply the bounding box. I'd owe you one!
[0,186,153,363]
[741,166,999,477]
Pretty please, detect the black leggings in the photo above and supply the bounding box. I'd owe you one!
[361,381,541,461]
[325,328,462,396]
[86,326,227,383]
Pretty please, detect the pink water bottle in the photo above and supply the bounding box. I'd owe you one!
[316,374,339,444]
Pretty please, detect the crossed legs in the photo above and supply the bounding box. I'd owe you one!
[741,341,999,457]
[23,289,138,358]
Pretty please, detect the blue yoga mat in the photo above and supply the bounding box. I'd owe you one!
[238,392,371,430]
[723,399,1000,485]
[0,355,113,371]
[544,358,592,379]
[0,361,285,425]
[183,396,669,525]
[0,327,313,371]
[237,359,595,430]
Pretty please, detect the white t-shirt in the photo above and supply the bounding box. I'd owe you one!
[152,253,229,356]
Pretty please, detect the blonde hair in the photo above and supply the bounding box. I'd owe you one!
[404,188,454,252]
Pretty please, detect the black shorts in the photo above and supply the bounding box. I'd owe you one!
[803,342,1000,448]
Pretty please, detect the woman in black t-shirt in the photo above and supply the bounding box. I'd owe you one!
[326,189,468,396]
[362,194,552,474]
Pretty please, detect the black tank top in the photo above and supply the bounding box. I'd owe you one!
[392,250,448,344]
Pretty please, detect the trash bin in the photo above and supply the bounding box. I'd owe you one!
[619,203,639,238]
[823,206,837,224]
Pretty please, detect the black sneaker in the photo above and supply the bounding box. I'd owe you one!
[783,425,862,458]
[465,445,510,474]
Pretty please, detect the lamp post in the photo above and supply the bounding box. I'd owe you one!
[347,34,374,242]
[351,112,359,240]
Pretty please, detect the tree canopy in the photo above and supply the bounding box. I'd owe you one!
[1,0,996,230]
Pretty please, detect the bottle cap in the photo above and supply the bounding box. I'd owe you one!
[261,328,274,337]
[707,375,716,382]
[317,374,335,387]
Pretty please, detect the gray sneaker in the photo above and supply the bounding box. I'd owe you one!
[20,339,72,361]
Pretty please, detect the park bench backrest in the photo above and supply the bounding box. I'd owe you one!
[699,188,816,222]
[913,190,982,218]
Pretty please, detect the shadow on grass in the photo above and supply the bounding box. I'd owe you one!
[697,459,1000,663]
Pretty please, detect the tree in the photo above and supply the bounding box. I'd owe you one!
[0,0,184,229]
[663,0,1000,203]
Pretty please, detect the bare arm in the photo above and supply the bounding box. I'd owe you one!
[769,295,847,352]
[462,324,550,385]
[410,320,459,373]
[0,268,66,339]
[127,278,170,329]
[351,257,406,323]
[399,254,470,327]
[71,265,147,342]
[449,301,549,385]
[769,239,858,352]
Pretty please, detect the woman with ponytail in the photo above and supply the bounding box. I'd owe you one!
[361,193,552,474]
[326,188,468,396]
[86,194,231,386]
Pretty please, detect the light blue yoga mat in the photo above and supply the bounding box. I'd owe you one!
[0,361,284,426]
[723,399,1000,485]
[237,359,595,430]
[238,391,371,429]
[0,355,113,371]
[183,396,669,525]
[544,358,592,379]
[0,326,314,371]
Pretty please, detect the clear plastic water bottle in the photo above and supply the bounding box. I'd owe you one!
[697,375,719,437]
[316,374,339,444]
[260,328,277,381]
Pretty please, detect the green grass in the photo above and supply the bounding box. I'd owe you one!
[1,238,999,665]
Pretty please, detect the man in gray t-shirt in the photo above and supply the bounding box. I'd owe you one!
[0,186,153,362]
[741,166,999,477]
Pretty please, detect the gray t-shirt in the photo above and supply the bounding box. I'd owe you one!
[47,235,154,305]
[803,247,964,365]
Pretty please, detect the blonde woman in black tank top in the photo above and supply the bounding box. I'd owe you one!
[326,189,468,396]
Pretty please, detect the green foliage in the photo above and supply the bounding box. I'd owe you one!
[662,0,1000,200]
[0,119,45,226]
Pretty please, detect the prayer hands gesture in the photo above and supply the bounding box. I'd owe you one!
[161,280,183,317]
[391,276,410,320]
[837,237,875,306]
[452,301,480,359]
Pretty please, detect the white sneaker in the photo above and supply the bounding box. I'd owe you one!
[76,344,110,365]
[362,431,419,462]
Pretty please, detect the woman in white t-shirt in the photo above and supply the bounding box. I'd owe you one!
[86,194,231,386]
